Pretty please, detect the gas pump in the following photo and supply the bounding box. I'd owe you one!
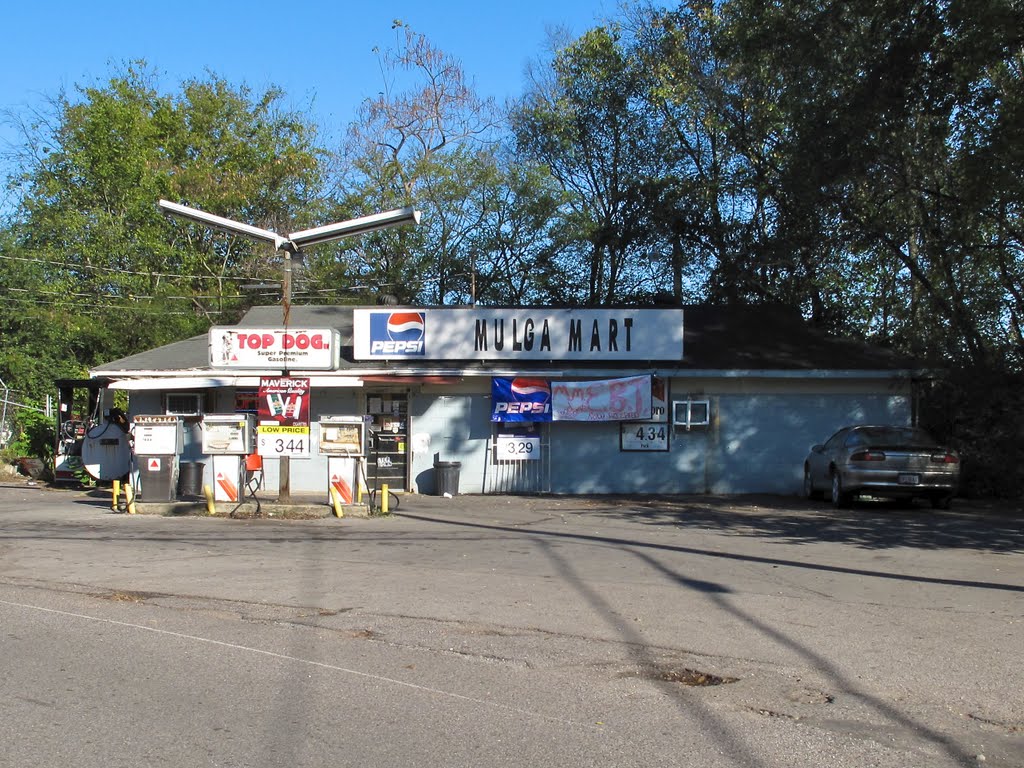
[318,416,366,506]
[132,415,183,501]
[54,379,113,485]
[202,414,256,503]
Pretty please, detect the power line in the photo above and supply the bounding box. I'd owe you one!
[0,253,278,283]
[0,294,236,314]
[6,287,277,302]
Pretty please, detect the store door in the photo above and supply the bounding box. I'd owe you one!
[365,393,409,491]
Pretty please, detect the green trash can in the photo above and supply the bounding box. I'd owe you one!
[433,461,461,496]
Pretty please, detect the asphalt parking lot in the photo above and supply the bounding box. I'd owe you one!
[1,482,1022,767]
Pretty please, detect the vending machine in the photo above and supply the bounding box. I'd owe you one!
[202,414,256,503]
[132,415,184,501]
[318,415,366,505]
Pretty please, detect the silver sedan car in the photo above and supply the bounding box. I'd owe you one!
[804,425,960,508]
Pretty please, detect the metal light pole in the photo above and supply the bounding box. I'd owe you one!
[159,200,421,501]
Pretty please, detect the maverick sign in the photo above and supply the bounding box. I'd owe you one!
[209,328,340,370]
[352,309,685,361]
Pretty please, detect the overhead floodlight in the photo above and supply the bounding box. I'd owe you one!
[288,207,421,249]
[158,199,288,251]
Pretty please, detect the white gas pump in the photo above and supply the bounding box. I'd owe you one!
[318,416,366,505]
[202,414,256,503]
[132,415,184,502]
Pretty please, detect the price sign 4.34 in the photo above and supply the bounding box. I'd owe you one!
[620,422,669,452]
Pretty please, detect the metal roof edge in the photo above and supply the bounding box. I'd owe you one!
[91,366,921,382]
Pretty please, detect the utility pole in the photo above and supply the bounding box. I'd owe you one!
[158,201,421,505]
[278,250,294,501]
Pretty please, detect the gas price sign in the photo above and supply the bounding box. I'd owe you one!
[620,423,669,452]
[495,434,541,461]
[257,426,310,458]
[257,377,311,458]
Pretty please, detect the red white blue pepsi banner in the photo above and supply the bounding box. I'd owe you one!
[491,375,652,422]
[492,377,552,422]
[353,308,684,361]
[210,328,340,370]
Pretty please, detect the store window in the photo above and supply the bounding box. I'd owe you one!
[672,399,711,430]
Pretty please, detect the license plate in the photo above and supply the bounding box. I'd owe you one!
[898,473,920,485]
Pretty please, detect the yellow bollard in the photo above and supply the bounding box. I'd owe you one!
[380,483,389,515]
[203,484,216,515]
[330,486,344,518]
[124,483,137,515]
[111,480,120,511]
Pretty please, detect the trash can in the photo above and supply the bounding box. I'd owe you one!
[433,461,461,496]
[177,461,206,498]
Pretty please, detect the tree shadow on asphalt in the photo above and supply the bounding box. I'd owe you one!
[611,543,982,767]
[3,491,1014,765]
[523,493,1024,554]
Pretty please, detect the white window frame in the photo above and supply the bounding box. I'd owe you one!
[672,399,710,430]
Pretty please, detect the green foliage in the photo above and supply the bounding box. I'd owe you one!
[919,368,1024,499]
[513,24,671,305]
[8,410,56,461]
[718,0,1024,364]
[332,25,566,307]
[1,61,326,406]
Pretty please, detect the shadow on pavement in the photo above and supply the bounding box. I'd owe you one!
[476,493,1024,554]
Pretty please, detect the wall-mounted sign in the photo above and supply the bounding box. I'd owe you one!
[258,426,309,458]
[620,423,670,452]
[209,327,340,370]
[552,376,652,422]
[257,377,310,457]
[353,309,684,361]
[495,434,541,461]
[491,377,552,422]
[639,377,669,423]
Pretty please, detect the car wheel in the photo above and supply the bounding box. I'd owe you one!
[931,494,953,510]
[804,466,822,500]
[831,471,850,508]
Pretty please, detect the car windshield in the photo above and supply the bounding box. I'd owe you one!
[853,426,935,447]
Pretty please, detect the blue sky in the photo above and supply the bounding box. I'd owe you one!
[1,0,614,150]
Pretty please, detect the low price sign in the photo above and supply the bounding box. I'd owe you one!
[257,377,311,457]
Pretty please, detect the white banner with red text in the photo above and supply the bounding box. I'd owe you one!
[551,376,652,422]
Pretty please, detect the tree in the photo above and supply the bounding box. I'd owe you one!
[322,23,503,305]
[0,61,326,404]
[513,25,672,306]
[718,0,1024,364]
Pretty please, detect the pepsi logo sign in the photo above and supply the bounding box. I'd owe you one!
[493,377,551,416]
[369,311,426,356]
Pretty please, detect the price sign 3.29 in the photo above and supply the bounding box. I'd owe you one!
[496,434,541,461]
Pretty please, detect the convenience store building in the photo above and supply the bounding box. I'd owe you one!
[89,303,921,497]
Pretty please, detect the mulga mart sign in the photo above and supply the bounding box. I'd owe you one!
[352,309,684,361]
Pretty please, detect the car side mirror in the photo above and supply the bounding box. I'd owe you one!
[811,444,824,454]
